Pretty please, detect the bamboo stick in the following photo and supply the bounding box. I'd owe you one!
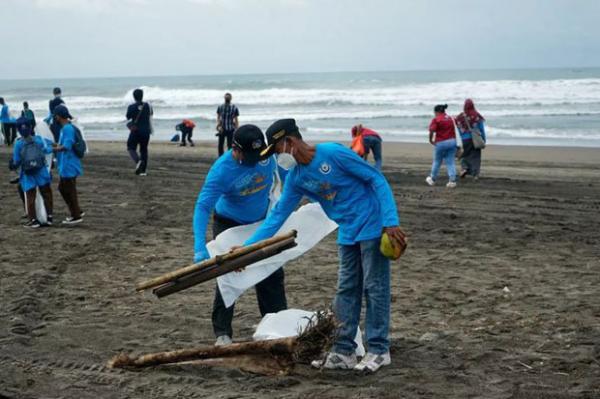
[136,230,297,291]
[153,238,297,298]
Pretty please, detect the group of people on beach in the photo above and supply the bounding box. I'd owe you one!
[3,85,486,373]
[4,87,84,228]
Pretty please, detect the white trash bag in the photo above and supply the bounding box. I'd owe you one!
[252,309,365,357]
[207,202,338,308]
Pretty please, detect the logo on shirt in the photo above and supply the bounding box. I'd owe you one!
[319,162,332,175]
[259,159,269,166]
[252,139,262,150]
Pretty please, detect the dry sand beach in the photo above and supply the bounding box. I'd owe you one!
[1,141,599,399]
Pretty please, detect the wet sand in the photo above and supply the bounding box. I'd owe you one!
[1,141,599,399]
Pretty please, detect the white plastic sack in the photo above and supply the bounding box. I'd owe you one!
[206,202,338,308]
[252,309,365,357]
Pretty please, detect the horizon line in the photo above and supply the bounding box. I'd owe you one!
[1,65,599,83]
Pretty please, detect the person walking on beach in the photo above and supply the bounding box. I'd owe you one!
[242,119,405,373]
[52,105,84,225]
[48,87,66,143]
[0,97,18,146]
[193,125,287,346]
[126,89,153,176]
[216,93,239,156]
[176,119,195,147]
[351,124,383,170]
[21,102,37,133]
[11,117,54,228]
[426,104,459,188]
[455,99,486,179]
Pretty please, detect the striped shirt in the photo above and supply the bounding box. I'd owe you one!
[217,103,239,132]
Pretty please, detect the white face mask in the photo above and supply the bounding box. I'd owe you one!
[276,140,297,170]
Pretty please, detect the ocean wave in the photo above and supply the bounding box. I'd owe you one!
[20,78,599,112]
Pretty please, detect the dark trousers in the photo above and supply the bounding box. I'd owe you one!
[2,123,17,146]
[362,135,383,170]
[58,177,82,218]
[217,129,234,156]
[460,139,482,177]
[50,122,61,143]
[25,185,53,220]
[211,213,288,338]
[181,128,194,146]
[127,131,150,173]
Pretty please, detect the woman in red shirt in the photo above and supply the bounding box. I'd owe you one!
[426,104,459,188]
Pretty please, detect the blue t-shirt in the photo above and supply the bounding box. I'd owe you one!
[245,143,400,246]
[193,151,276,256]
[1,104,16,123]
[13,136,53,191]
[459,121,486,142]
[57,123,83,178]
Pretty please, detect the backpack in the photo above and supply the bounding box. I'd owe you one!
[20,137,46,174]
[72,124,87,158]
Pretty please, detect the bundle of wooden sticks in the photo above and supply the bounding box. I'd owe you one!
[136,230,298,298]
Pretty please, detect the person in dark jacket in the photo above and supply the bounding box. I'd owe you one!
[48,87,66,143]
[21,102,36,133]
[126,88,153,176]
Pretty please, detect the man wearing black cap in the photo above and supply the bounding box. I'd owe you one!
[243,118,406,373]
[52,104,84,225]
[49,87,66,143]
[192,124,287,346]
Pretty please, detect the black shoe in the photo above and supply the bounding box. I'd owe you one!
[9,176,20,184]
[135,161,143,175]
[190,141,195,147]
[24,219,41,229]
[62,217,83,225]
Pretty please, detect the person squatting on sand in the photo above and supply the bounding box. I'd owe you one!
[176,119,196,147]
[351,124,383,170]
[455,99,486,179]
[426,104,460,188]
[242,118,406,373]
[0,97,18,146]
[216,92,239,156]
[52,105,84,225]
[193,125,287,346]
[126,89,153,176]
[10,117,54,228]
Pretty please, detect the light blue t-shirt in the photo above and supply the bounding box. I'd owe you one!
[193,150,276,257]
[245,143,400,246]
[1,104,16,123]
[12,136,53,192]
[57,123,82,178]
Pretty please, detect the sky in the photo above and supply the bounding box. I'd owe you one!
[1,0,599,79]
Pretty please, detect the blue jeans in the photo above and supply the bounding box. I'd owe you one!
[334,238,391,355]
[430,138,457,182]
[362,135,382,170]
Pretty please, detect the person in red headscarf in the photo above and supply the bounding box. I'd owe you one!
[455,99,486,179]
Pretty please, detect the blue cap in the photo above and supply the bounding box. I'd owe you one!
[16,117,33,136]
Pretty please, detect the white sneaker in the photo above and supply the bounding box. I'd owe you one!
[214,335,232,346]
[354,352,391,373]
[446,181,457,188]
[311,352,357,370]
[426,176,435,186]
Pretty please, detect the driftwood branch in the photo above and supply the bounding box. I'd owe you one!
[107,311,338,375]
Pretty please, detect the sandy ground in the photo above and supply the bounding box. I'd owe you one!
[1,140,599,399]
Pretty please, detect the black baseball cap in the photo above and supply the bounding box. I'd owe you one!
[54,104,72,119]
[260,118,302,158]
[232,125,266,164]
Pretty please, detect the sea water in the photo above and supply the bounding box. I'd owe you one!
[1,68,599,147]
